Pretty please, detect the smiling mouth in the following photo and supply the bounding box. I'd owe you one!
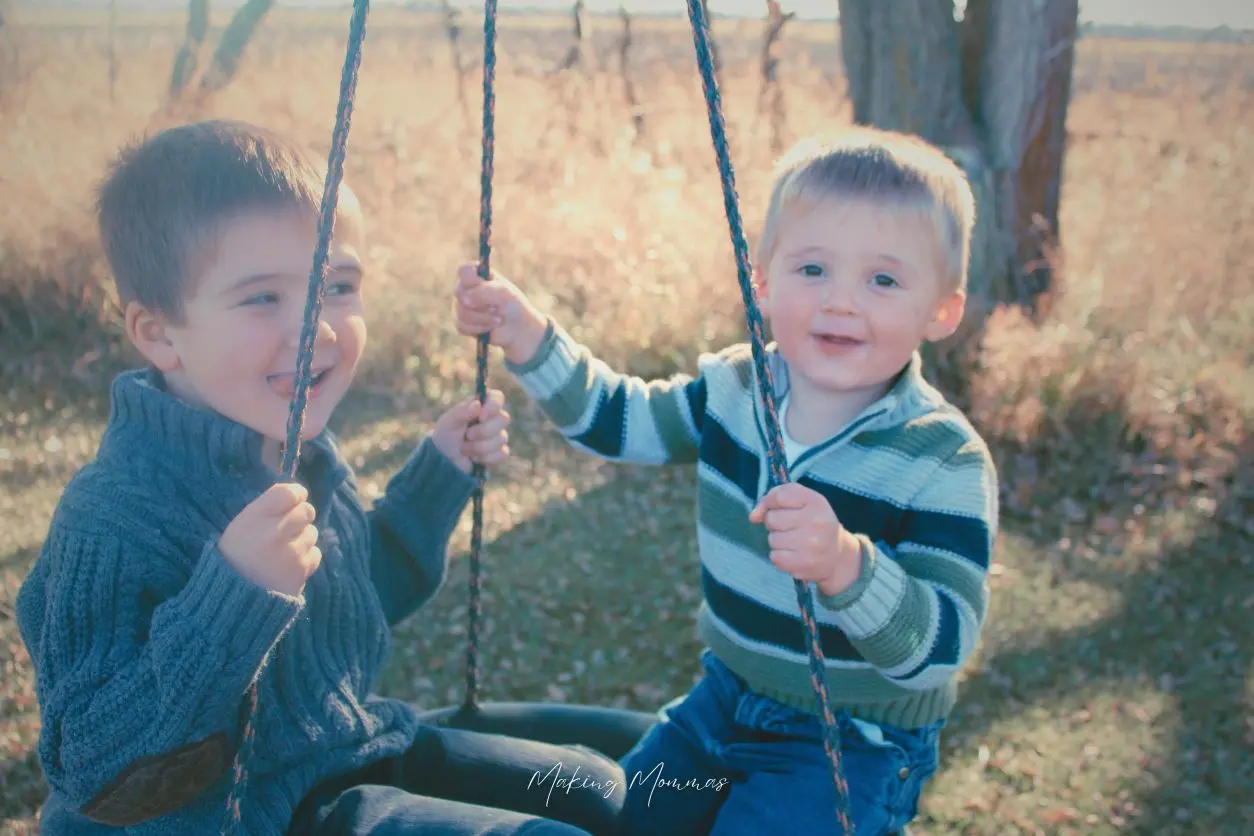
[814,334,864,347]
[267,367,333,398]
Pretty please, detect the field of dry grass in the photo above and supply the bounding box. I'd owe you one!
[1,8,1253,835]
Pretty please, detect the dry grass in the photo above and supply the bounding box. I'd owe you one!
[2,10,1253,835]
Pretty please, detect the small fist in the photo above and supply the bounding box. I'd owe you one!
[748,483,862,596]
[219,483,321,597]
[453,262,548,365]
[431,388,511,473]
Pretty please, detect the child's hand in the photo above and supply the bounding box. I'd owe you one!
[749,483,862,597]
[219,483,321,597]
[431,389,511,473]
[453,262,548,365]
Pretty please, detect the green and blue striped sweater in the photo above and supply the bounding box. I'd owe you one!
[506,320,998,729]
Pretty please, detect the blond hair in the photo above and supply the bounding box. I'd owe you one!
[756,127,976,293]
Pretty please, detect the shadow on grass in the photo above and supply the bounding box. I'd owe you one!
[399,376,1252,833]
[0,749,44,823]
[3,360,1249,832]
[950,378,1253,831]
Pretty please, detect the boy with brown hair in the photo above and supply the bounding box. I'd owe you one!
[19,119,623,835]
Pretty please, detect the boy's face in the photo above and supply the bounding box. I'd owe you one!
[755,195,964,401]
[129,207,366,454]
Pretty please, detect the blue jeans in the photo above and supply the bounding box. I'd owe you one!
[290,724,624,835]
[618,651,943,836]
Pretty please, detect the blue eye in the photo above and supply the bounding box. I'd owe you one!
[242,292,279,306]
[871,273,899,288]
[799,263,825,278]
[327,281,357,296]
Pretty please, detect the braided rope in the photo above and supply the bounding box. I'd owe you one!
[220,0,371,831]
[464,0,499,713]
[683,0,853,831]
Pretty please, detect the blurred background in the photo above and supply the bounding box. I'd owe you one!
[1,1,1251,833]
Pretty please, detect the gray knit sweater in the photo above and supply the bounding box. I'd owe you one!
[17,368,475,834]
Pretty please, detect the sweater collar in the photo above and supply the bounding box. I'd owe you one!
[100,367,343,489]
[752,344,944,445]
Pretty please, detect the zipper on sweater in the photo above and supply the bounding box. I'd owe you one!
[788,407,887,478]
[754,403,889,496]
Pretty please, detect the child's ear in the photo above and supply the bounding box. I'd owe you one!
[125,301,181,372]
[925,290,966,341]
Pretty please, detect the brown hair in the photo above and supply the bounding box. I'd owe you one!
[96,119,361,321]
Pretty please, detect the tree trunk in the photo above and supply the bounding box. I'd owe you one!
[170,0,274,100]
[170,0,209,98]
[439,0,473,130]
[837,0,1078,338]
[198,0,275,95]
[758,0,795,154]
[617,5,645,141]
[553,0,587,73]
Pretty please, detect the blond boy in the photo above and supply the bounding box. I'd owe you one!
[454,127,998,835]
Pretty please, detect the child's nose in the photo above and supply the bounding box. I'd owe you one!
[314,318,337,344]
[286,315,337,347]
[820,280,857,314]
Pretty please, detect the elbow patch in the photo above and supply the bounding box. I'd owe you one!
[81,732,230,827]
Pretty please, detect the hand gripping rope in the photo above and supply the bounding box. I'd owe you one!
[221,0,853,830]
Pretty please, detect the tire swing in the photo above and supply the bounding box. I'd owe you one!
[222,0,855,832]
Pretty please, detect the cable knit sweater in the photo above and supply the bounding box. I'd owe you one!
[16,368,475,835]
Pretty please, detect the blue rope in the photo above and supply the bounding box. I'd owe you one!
[464,0,498,713]
[220,0,372,831]
[215,0,850,831]
[683,0,854,831]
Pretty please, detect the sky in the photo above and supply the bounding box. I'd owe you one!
[31,0,1254,30]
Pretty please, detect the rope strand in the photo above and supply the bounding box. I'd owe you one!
[220,1,372,831]
[683,0,853,830]
[463,0,499,714]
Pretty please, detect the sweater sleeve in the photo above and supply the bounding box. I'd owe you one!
[504,318,706,465]
[15,530,302,810]
[817,438,998,690]
[367,437,476,625]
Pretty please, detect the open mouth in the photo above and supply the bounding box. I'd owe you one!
[813,334,864,348]
[267,366,333,399]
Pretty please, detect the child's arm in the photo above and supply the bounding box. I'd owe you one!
[454,263,706,466]
[506,318,707,465]
[364,436,476,625]
[818,438,997,690]
[16,518,303,823]
[754,436,996,691]
[362,393,507,625]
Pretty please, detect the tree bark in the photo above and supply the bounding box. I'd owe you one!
[837,0,1078,334]
[968,0,1078,304]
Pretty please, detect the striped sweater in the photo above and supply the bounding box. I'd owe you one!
[506,320,998,729]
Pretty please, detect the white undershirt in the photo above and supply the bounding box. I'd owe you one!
[778,395,810,466]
